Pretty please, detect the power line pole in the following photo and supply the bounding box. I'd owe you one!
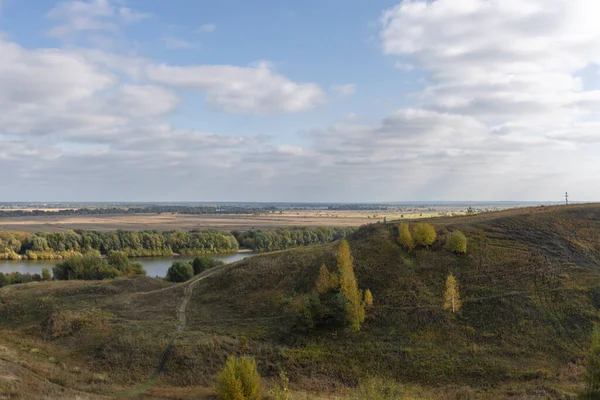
[565,192,569,205]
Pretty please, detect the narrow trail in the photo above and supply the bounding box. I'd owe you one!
[122,267,224,397]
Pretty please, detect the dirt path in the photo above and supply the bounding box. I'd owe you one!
[124,267,224,397]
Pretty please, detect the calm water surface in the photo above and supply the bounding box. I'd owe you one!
[0,252,253,277]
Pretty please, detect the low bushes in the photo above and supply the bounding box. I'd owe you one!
[53,251,146,281]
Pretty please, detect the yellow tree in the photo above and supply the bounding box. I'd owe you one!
[444,274,462,314]
[337,239,365,331]
[397,222,414,250]
[445,230,468,254]
[316,264,338,294]
[413,223,437,247]
[364,289,374,308]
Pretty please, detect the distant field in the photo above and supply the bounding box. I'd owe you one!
[0,209,469,232]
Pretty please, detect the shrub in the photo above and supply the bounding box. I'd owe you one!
[397,222,414,250]
[216,356,262,400]
[0,272,7,287]
[53,253,144,281]
[41,268,52,281]
[412,223,437,247]
[445,230,467,254]
[166,261,194,283]
[192,255,224,275]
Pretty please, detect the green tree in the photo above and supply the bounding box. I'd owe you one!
[397,222,414,250]
[192,255,222,275]
[444,274,462,314]
[445,230,467,254]
[0,272,7,288]
[107,251,130,271]
[41,268,52,281]
[337,239,365,332]
[412,223,437,247]
[166,261,194,283]
[583,324,600,399]
[216,356,262,400]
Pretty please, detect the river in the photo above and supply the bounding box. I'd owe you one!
[0,252,254,278]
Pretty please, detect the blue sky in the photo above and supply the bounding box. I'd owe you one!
[0,0,599,202]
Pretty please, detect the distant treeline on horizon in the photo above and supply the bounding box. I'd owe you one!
[0,226,357,260]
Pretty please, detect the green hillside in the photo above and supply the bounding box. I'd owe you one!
[2,204,600,398]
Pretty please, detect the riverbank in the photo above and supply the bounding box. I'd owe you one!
[0,252,255,278]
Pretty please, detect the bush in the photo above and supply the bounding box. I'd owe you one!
[216,356,262,400]
[397,222,414,250]
[412,223,437,247]
[0,273,7,287]
[41,268,52,281]
[445,230,467,254]
[166,261,194,283]
[192,255,224,275]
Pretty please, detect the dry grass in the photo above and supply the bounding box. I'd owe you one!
[0,208,481,233]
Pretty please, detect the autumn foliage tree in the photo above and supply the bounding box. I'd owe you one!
[397,222,414,250]
[216,356,262,400]
[413,223,437,247]
[444,274,462,314]
[364,289,374,308]
[337,239,366,332]
[316,264,338,294]
[445,230,468,254]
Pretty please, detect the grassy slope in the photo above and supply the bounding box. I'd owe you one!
[1,204,600,398]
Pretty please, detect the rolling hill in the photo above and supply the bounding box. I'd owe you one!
[2,204,600,399]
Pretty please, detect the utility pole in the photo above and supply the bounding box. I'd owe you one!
[565,192,569,205]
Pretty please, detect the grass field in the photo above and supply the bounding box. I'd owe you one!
[0,209,464,233]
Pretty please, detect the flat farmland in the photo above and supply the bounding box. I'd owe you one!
[0,210,436,233]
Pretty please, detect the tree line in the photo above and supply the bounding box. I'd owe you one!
[232,227,356,252]
[0,229,239,260]
[0,205,279,218]
[0,226,356,260]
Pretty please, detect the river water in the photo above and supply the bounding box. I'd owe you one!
[0,252,253,278]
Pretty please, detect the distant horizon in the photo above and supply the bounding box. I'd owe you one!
[0,200,589,206]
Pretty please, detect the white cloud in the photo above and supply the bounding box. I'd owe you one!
[332,84,356,97]
[381,0,600,123]
[376,0,600,197]
[147,62,326,114]
[0,37,177,138]
[46,0,150,39]
[199,24,216,33]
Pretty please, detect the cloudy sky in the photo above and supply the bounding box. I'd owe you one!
[1,0,599,202]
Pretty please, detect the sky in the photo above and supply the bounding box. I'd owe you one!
[0,0,599,202]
